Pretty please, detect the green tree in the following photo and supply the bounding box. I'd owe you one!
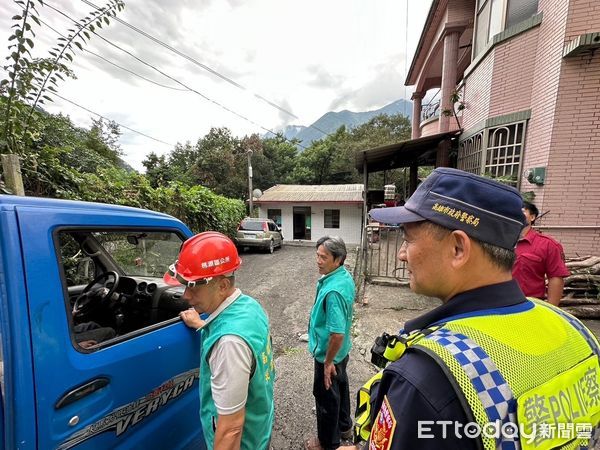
[143,152,170,188]
[164,142,197,186]
[187,127,242,198]
[1,0,125,155]
[346,113,412,190]
[292,126,356,184]
[83,118,122,165]
[252,134,298,188]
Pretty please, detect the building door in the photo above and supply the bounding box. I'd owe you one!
[293,206,311,240]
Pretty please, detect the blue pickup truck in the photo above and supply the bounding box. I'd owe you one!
[0,195,206,449]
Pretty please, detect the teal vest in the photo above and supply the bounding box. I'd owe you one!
[309,265,356,363]
[199,294,274,450]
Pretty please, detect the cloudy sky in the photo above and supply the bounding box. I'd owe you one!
[1,0,432,171]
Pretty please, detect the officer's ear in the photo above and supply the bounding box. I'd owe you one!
[449,230,471,269]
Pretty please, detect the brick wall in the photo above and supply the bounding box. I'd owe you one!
[447,0,475,23]
[539,50,600,257]
[523,0,600,257]
[462,27,540,131]
[488,29,539,117]
[536,228,600,259]
[462,54,494,130]
[564,0,600,38]
[521,0,570,205]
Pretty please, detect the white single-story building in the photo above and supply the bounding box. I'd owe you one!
[254,184,364,246]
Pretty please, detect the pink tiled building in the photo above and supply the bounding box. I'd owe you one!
[406,0,600,257]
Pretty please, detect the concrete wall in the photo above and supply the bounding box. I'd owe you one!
[258,203,364,246]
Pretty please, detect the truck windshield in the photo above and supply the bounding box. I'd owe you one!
[93,231,184,278]
[59,230,185,284]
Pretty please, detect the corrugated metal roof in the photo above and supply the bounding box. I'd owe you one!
[255,184,364,203]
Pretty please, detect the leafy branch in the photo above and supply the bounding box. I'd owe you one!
[442,90,465,130]
[0,0,125,155]
[1,0,41,153]
[21,0,125,140]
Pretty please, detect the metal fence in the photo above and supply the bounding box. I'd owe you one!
[364,224,408,281]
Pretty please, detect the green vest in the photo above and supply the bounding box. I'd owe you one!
[199,294,274,450]
[309,265,356,363]
[408,299,600,450]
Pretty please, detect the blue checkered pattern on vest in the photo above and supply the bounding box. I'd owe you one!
[426,328,520,450]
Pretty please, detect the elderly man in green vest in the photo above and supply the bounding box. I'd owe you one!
[165,232,274,450]
[305,236,356,450]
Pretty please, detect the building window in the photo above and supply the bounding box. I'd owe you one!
[458,121,527,187]
[474,0,538,56]
[324,209,340,229]
[267,209,282,227]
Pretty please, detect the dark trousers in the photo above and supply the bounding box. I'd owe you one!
[313,356,352,450]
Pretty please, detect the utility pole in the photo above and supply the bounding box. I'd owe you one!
[247,149,253,217]
[1,154,25,196]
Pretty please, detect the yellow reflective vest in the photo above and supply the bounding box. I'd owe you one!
[363,299,600,449]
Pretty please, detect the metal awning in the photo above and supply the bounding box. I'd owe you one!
[355,130,460,173]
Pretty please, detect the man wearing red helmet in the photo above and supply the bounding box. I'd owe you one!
[165,232,274,450]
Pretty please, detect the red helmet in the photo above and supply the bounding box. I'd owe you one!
[163,232,242,287]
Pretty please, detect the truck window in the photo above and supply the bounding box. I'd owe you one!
[57,230,187,350]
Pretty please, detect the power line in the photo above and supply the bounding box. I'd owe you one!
[44,2,308,149]
[80,0,330,140]
[82,0,298,118]
[39,18,188,91]
[54,93,176,147]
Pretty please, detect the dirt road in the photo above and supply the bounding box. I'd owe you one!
[235,244,600,449]
[235,244,435,449]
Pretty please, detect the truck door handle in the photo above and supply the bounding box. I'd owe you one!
[55,377,110,409]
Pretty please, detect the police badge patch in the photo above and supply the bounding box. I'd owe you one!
[369,396,397,450]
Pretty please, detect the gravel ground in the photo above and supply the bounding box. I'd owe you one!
[234,244,600,449]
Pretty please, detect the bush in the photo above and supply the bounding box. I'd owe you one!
[72,169,245,237]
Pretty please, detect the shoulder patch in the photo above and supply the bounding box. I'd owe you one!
[369,396,397,450]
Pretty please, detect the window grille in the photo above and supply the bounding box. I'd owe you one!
[458,120,527,187]
[324,209,340,229]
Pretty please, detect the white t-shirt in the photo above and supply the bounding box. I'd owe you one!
[205,289,254,415]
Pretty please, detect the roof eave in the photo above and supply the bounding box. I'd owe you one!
[406,0,443,86]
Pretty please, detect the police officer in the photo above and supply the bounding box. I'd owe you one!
[344,168,600,450]
[165,232,274,450]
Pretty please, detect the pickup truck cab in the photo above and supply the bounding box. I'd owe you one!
[0,195,206,449]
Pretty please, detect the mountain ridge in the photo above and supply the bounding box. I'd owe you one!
[278,98,412,149]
